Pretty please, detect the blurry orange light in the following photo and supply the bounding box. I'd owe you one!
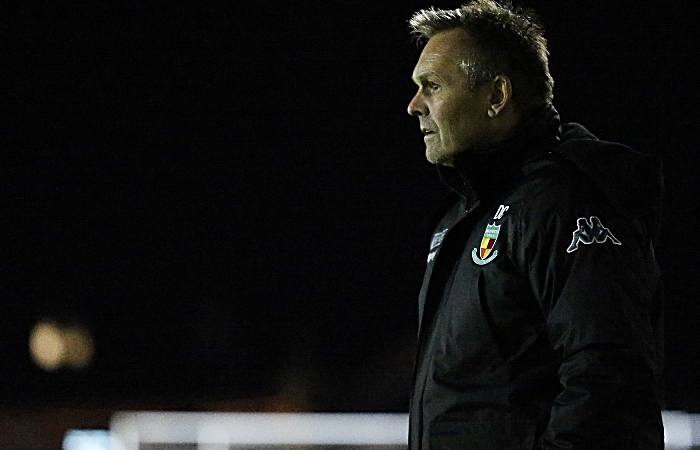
[29,321,95,371]
[29,321,66,371]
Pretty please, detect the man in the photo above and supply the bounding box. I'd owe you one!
[406,1,664,449]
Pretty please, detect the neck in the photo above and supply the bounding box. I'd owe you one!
[438,103,560,204]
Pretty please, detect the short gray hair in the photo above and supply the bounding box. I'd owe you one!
[409,1,554,106]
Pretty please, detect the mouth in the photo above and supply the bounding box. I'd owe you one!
[421,128,435,137]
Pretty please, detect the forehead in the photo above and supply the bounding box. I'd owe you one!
[412,28,473,80]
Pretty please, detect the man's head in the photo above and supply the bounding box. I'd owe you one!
[407,1,553,166]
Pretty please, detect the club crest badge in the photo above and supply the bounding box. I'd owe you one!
[472,222,501,265]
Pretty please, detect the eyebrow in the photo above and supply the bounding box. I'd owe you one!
[411,71,438,83]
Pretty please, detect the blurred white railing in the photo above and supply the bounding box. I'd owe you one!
[62,411,700,450]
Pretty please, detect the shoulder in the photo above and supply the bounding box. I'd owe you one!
[519,136,662,228]
[518,153,608,223]
[511,146,652,259]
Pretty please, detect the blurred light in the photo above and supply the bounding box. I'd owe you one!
[110,412,700,450]
[29,320,95,371]
[63,326,94,369]
[29,321,66,371]
[63,429,125,450]
[111,412,409,448]
[663,410,698,448]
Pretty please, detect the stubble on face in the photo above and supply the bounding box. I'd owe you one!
[409,29,491,166]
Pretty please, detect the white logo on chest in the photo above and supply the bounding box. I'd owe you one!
[494,204,509,220]
[427,228,448,262]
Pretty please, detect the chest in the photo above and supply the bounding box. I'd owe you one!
[419,200,543,360]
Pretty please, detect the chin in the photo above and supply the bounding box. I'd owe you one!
[426,147,453,166]
[425,146,440,164]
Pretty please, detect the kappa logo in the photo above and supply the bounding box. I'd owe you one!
[566,216,622,253]
[471,222,501,265]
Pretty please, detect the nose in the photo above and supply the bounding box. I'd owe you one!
[407,91,427,116]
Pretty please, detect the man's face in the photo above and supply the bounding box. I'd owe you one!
[408,28,492,166]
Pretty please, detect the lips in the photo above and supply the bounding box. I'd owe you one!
[421,128,435,135]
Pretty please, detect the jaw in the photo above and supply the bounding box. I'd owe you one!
[426,141,454,167]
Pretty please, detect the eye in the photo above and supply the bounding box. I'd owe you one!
[429,82,440,90]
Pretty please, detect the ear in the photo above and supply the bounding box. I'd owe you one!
[487,74,512,118]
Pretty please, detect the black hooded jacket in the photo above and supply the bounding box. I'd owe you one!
[409,105,664,450]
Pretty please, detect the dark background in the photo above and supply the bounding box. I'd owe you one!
[2,1,699,412]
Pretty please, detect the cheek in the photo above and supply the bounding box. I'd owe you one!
[448,104,483,144]
[436,104,463,141]
[432,101,451,132]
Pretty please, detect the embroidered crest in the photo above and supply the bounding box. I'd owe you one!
[472,222,501,265]
[566,216,622,253]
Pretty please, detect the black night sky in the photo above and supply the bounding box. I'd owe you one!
[3,1,699,412]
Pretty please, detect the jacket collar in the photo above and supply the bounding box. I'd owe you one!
[437,104,561,207]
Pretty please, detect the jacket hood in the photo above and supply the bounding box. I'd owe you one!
[557,123,664,242]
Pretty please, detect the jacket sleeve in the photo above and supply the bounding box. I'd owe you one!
[521,189,664,449]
